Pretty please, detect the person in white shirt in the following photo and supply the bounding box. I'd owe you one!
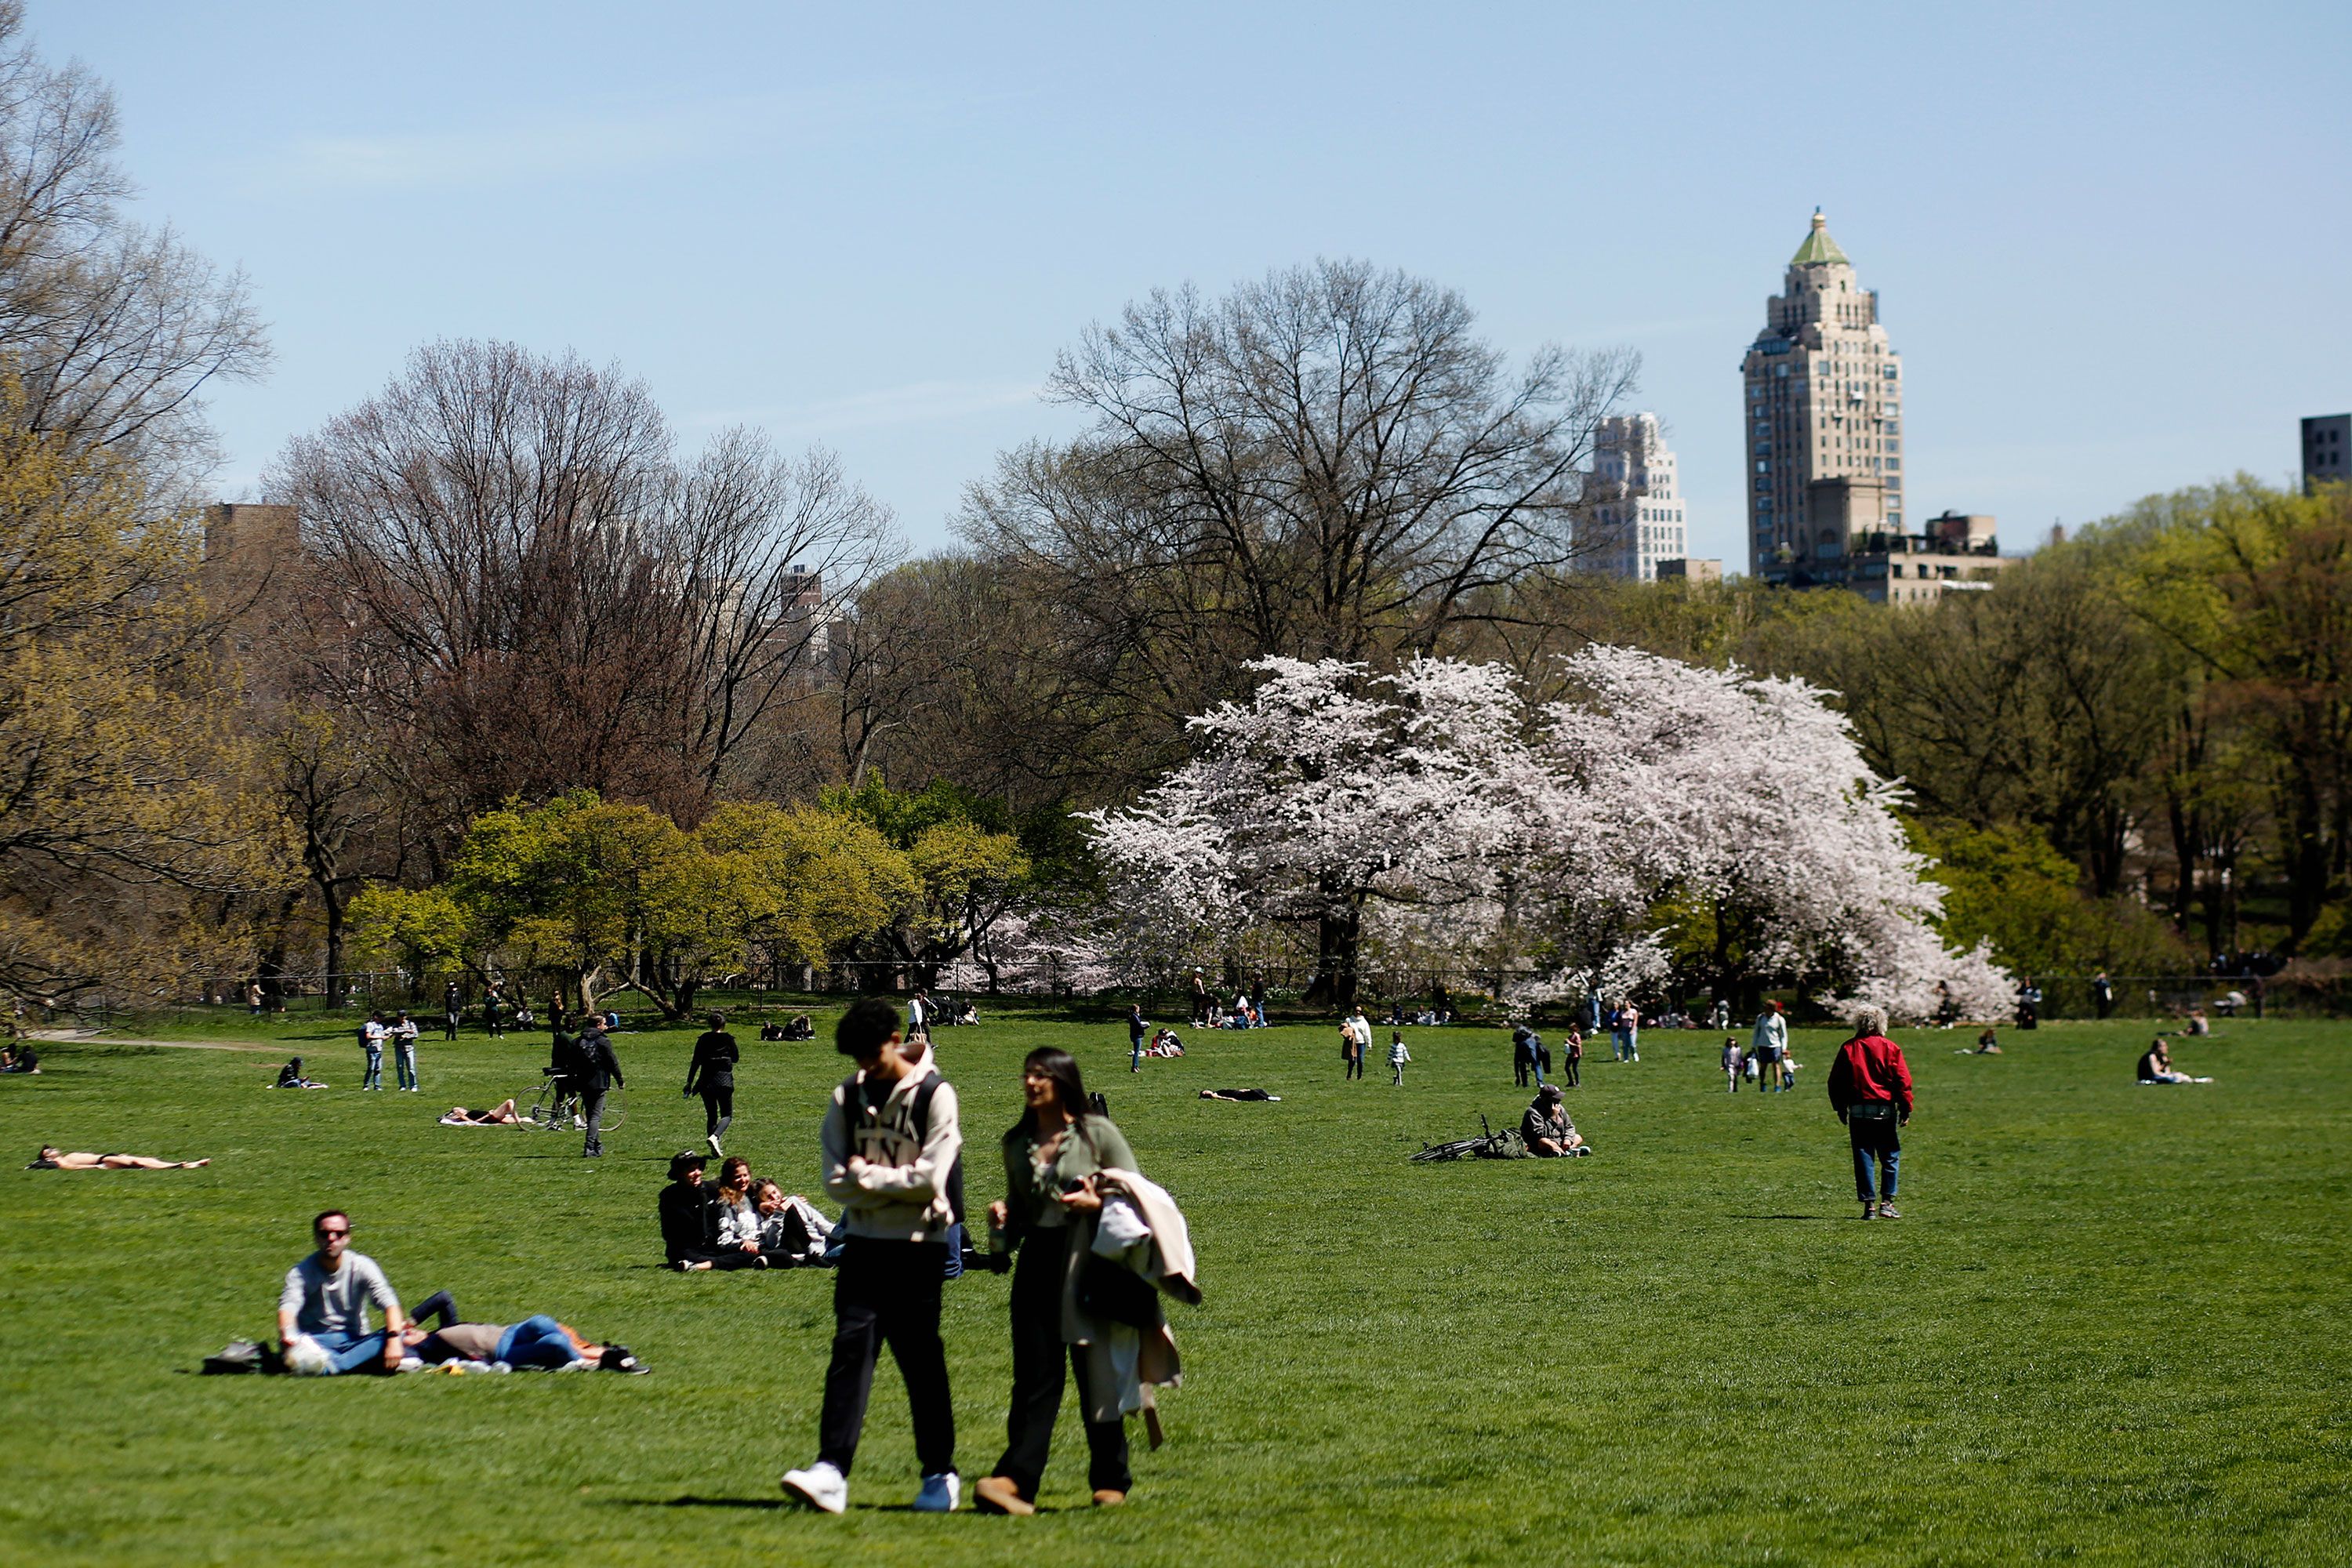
[1751,1002,1789,1094]
[1388,1032,1411,1086]
[391,1011,422,1092]
[359,1013,388,1091]
[1722,1037,1744,1094]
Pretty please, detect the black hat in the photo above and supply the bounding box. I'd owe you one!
[668,1149,707,1177]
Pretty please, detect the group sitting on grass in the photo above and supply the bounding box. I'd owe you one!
[659,1150,834,1271]
[1,1044,40,1073]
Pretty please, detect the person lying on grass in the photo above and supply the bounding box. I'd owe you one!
[1520,1086,1592,1157]
[27,1145,209,1169]
[439,1100,521,1125]
[394,1307,646,1373]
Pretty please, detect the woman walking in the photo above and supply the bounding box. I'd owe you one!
[973,1048,1138,1515]
[684,1011,739,1157]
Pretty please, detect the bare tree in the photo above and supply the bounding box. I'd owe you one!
[0,1,265,492]
[960,259,1639,762]
[270,340,895,839]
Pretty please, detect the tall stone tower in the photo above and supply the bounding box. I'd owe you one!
[1741,210,1904,582]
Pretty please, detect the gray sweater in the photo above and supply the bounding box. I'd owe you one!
[280,1251,400,1338]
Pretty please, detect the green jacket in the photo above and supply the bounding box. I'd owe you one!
[999,1112,1134,1245]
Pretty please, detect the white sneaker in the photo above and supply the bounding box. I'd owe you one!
[707,1133,723,1156]
[782,1461,848,1514]
[913,1472,960,1513]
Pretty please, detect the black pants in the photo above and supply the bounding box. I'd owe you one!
[700,1083,734,1138]
[1345,1050,1363,1080]
[672,1248,762,1271]
[1564,1056,1580,1087]
[1514,1058,1530,1087]
[993,1227,1131,1501]
[581,1087,605,1156]
[818,1238,955,1478]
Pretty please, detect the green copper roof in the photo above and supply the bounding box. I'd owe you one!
[1791,208,1849,266]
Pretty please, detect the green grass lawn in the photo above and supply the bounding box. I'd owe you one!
[1,1008,2346,1566]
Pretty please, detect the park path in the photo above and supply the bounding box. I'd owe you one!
[22,1031,284,1054]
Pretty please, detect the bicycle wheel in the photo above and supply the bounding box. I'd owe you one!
[596,1087,627,1132]
[526,1080,568,1131]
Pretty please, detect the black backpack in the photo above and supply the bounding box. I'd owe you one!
[908,1071,965,1226]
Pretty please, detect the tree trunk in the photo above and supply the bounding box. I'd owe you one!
[1301,895,1363,1011]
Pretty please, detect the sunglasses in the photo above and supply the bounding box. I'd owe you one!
[316,1227,350,1238]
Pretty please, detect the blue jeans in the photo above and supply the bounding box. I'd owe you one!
[1849,1116,1900,1201]
[495,1315,576,1369]
[310,1329,391,1374]
[1130,1035,1144,1072]
[362,1046,382,1090]
[395,1043,418,1090]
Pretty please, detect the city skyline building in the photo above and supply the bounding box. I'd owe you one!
[1742,210,1904,582]
[2306,413,2350,495]
[1584,412,1686,582]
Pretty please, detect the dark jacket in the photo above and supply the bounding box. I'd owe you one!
[684,1030,739,1092]
[658,1180,717,1261]
[546,1030,583,1081]
[1827,1033,1913,1117]
[578,1029,624,1092]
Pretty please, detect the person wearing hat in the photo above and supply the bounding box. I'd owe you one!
[1520,1084,1590,1157]
[659,1150,764,1271]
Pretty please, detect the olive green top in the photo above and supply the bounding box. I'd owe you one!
[998,1112,1135,1240]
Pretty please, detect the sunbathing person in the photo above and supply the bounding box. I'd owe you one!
[1199,1087,1281,1102]
[439,1099,521,1125]
[396,1311,645,1372]
[781,1014,815,1041]
[27,1145,209,1169]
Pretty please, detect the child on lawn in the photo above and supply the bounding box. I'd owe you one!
[1388,1033,1411,1086]
[1722,1037,1744,1094]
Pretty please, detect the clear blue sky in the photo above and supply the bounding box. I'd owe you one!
[45,1,2352,565]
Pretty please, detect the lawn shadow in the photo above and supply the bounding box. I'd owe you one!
[1730,1213,1834,1220]
[616,1496,942,1515]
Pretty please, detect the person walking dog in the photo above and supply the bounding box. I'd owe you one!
[1827,1005,1912,1220]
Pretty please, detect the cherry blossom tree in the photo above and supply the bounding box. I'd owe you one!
[1080,655,1526,1005]
[1074,645,2011,1020]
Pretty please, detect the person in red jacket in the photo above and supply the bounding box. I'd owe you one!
[1826,1005,1913,1220]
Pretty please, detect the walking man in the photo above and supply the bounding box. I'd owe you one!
[2092,971,2114,1021]
[1127,1003,1148,1073]
[1512,1024,1535,1087]
[780,996,962,1515]
[684,1010,739,1157]
[358,1011,387,1091]
[391,1011,421,1092]
[577,1018,623,1158]
[1827,1005,1913,1220]
[441,980,461,1040]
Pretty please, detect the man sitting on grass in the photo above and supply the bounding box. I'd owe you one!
[278,1210,407,1374]
[1520,1085,1591,1156]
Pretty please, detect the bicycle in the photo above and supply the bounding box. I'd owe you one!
[1410,1113,1524,1161]
[524,1079,626,1133]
